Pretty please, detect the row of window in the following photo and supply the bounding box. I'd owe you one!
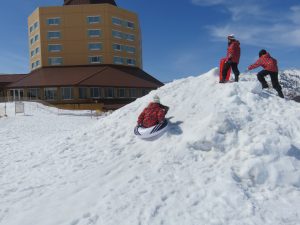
[112,30,135,41]
[24,87,150,100]
[31,60,41,69]
[112,17,135,29]
[46,16,135,29]
[113,44,135,53]
[30,34,39,45]
[47,30,100,40]
[113,57,136,66]
[30,47,40,58]
[46,29,135,41]
[46,56,136,66]
[29,21,39,33]
[46,43,135,53]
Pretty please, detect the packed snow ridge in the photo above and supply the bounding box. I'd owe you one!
[1,68,300,225]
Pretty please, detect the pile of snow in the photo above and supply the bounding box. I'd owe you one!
[1,69,300,225]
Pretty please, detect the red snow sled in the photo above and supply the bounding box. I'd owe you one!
[219,58,231,82]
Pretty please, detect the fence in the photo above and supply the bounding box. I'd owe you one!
[0,97,106,119]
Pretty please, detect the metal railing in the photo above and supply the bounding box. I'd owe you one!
[0,96,108,118]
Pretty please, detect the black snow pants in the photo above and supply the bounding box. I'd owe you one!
[257,70,284,98]
[222,61,240,82]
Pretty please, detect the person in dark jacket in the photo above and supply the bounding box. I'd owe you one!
[248,49,284,98]
[137,95,169,128]
[220,34,241,83]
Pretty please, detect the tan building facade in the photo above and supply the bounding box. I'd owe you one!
[28,2,142,71]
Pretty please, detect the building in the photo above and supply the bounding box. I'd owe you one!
[28,0,142,70]
[0,0,163,110]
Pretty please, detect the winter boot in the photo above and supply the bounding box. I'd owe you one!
[276,89,284,98]
[234,76,239,82]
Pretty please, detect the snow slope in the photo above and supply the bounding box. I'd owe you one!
[1,69,300,225]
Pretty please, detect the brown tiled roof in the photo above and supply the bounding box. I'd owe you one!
[7,65,163,89]
[0,74,27,84]
[64,0,117,6]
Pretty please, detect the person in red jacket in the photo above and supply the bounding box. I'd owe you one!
[220,34,241,83]
[248,49,284,98]
[137,95,168,128]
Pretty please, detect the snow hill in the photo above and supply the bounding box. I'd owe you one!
[1,69,300,225]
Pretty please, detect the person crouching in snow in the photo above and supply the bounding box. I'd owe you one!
[248,49,284,98]
[220,34,241,83]
[137,95,169,128]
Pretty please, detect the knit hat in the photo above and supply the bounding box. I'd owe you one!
[153,95,160,103]
[227,34,235,40]
[259,49,267,58]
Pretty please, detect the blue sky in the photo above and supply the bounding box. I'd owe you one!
[0,0,299,82]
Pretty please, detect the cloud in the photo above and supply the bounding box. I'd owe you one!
[191,0,226,6]
[290,5,300,24]
[193,0,300,47]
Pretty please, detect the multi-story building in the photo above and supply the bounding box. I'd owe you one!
[28,0,142,70]
[0,0,162,110]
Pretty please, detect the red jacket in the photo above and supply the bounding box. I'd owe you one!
[226,40,241,64]
[137,103,166,128]
[248,53,278,72]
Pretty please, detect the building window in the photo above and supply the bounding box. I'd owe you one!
[142,89,150,96]
[129,88,138,98]
[48,44,62,52]
[79,87,87,99]
[117,88,125,98]
[88,43,102,51]
[112,43,122,51]
[113,56,124,65]
[126,46,135,53]
[105,88,114,98]
[44,88,57,100]
[88,29,101,37]
[112,30,123,39]
[34,34,39,42]
[30,38,34,45]
[35,47,40,55]
[90,87,101,98]
[48,57,63,65]
[31,50,35,57]
[112,17,122,26]
[35,60,40,67]
[126,58,136,66]
[87,16,100,24]
[28,88,40,100]
[47,18,61,25]
[88,56,102,64]
[30,21,39,33]
[126,34,135,41]
[61,87,73,100]
[126,21,135,29]
[34,21,39,29]
[31,62,35,69]
[48,31,61,39]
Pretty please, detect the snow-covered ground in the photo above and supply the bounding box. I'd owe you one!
[1,69,300,225]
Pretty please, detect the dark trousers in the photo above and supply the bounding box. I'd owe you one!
[222,62,240,82]
[257,70,284,98]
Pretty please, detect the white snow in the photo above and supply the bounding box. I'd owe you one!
[1,68,300,225]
